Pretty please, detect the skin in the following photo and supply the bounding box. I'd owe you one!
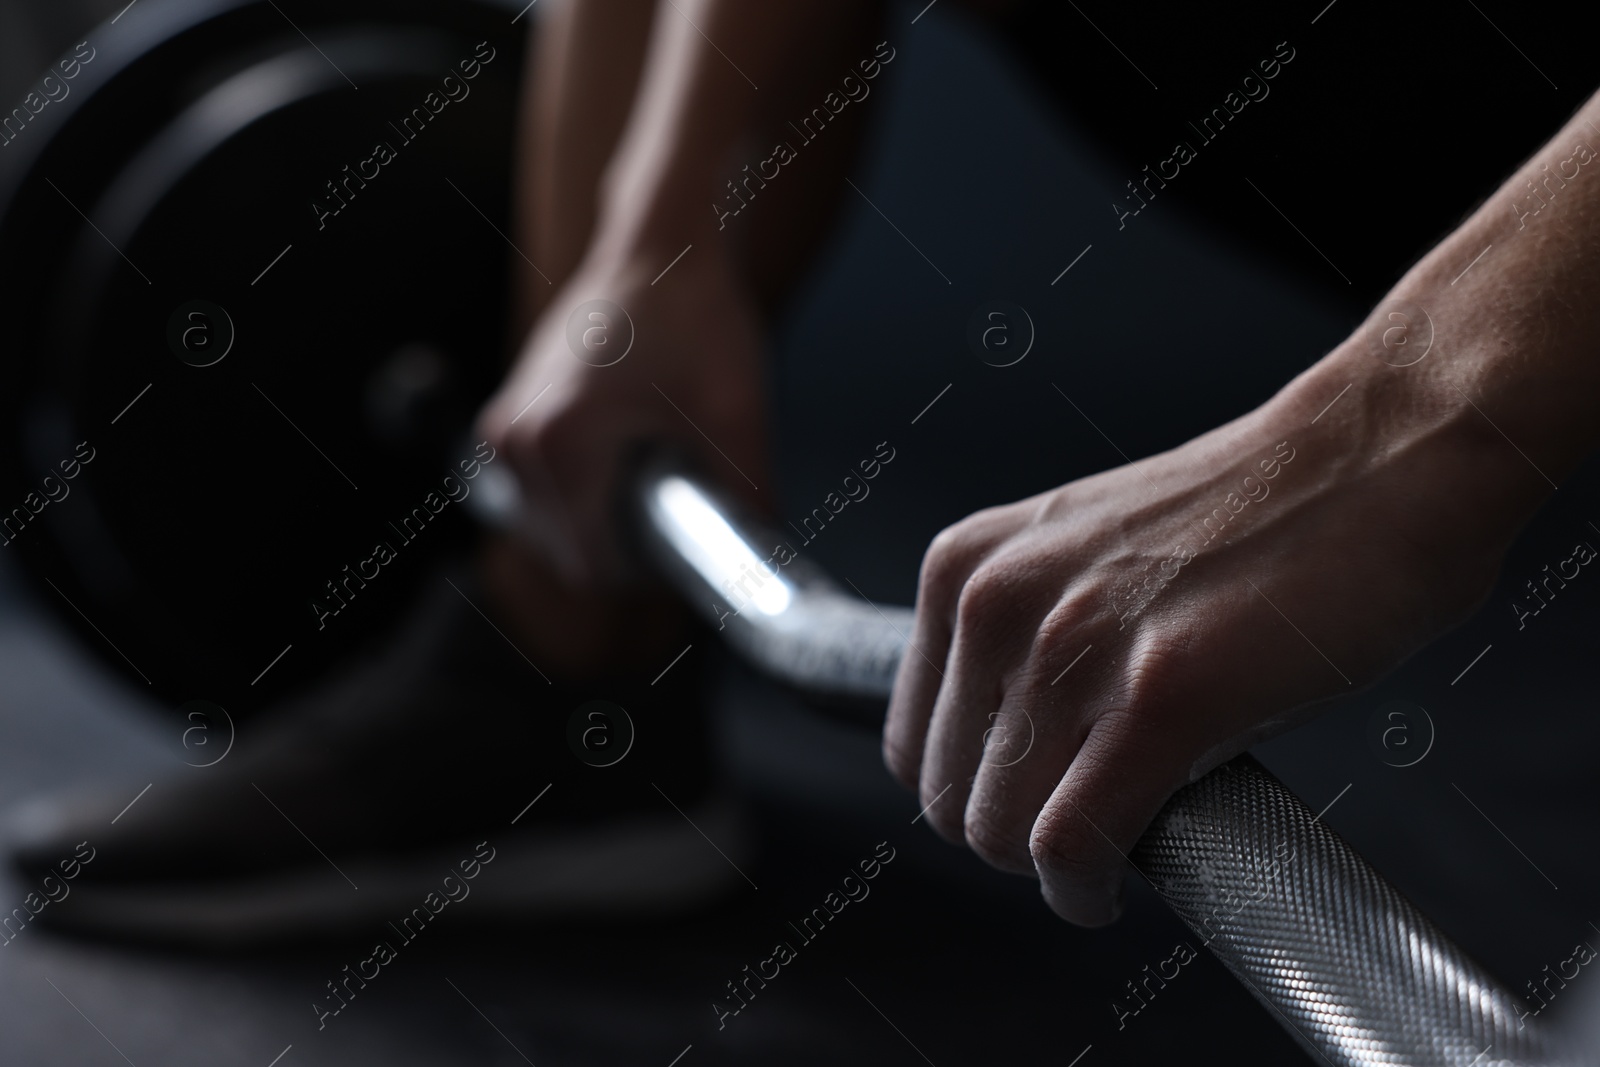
[479,0,668,678]
[885,94,1600,924]
[481,0,1600,923]
[478,0,881,675]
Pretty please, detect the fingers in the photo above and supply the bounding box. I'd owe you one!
[914,620,999,844]
[1031,710,1192,927]
[882,509,1020,792]
[888,521,1201,927]
[959,597,1104,873]
[881,592,951,792]
[482,375,610,584]
[961,696,1090,876]
[690,379,771,512]
[917,564,1042,848]
[484,360,667,583]
[512,427,598,584]
[482,286,769,586]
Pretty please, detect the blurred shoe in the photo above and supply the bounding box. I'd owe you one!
[4,562,747,946]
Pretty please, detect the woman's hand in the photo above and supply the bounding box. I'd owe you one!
[478,234,768,586]
[882,331,1535,926]
[883,77,1600,925]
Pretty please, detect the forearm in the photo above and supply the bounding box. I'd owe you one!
[594,0,884,259]
[881,87,1600,933]
[1270,89,1600,560]
[517,0,655,325]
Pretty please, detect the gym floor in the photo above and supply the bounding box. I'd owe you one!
[0,556,1310,1066]
[4,2,1600,1064]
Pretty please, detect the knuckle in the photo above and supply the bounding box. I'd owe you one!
[920,526,969,597]
[919,503,1024,612]
[954,564,1009,634]
[965,810,1028,869]
[1028,596,1097,676]
[880,734,920,790]
[922,508,999,589]
[480,415,509,455]
[480,402,527,457]
[1028,811,1100,880]
[1117,640,1187,716]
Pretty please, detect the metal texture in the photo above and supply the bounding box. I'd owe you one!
[633,462,911,701]
[616,458,1583,1066]
[1136,758,1579,1066]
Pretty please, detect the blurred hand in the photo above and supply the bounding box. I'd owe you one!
[883,355,1520,926]
[478,238,768,586]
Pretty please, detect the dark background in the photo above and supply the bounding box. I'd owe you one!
[3,1,1600,1064]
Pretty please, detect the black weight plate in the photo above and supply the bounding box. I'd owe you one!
[0,0,525,716]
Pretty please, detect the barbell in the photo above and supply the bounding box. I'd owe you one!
[0,1,1587,1062]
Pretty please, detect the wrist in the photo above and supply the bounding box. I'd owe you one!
[591,120,738,261]
[1263,292,1584,609]
[576,136,748,287]
[588,172,727,269]
[1271,97,1600,542]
